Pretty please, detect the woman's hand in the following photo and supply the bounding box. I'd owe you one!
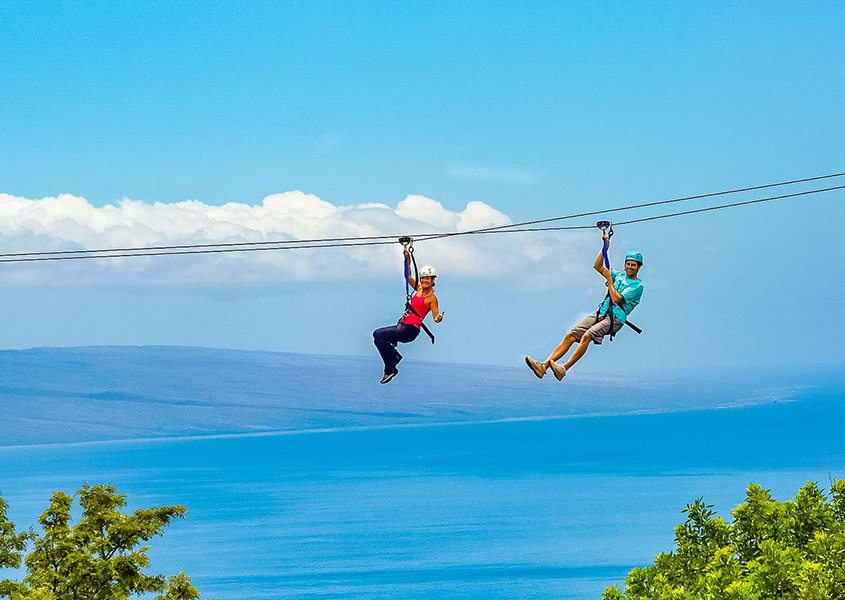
[434,312,444,323]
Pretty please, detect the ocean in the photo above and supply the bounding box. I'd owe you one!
[1,347,843,598]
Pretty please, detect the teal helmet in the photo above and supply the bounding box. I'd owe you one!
[625,251,643,265]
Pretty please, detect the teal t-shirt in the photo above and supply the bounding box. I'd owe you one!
[598,269,643,324]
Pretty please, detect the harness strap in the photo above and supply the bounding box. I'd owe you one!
[403,300,436,344]
[625,321,643,334]
[596,300,617,341]
[401,238,419,303]
[398,237,435,344]
[596,234,618,341]
[594,221,642,338]
[404,252,410,301]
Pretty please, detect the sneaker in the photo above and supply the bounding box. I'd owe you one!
[525,356,546,379]
[549,360,567,381]
[380,370,398,384]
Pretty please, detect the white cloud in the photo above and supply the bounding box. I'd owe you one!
[0,192,594,286]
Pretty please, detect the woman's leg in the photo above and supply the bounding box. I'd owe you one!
[373,324,421,380]
[373,325,402,374]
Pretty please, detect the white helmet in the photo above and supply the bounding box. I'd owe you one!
[419,265,437,278]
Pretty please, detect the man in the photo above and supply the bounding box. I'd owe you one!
[525,236,643,380]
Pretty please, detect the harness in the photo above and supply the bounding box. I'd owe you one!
[398,237,435,344]
[594,221,618,341]
[594,221,643,340]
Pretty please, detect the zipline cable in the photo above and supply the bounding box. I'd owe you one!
[2,171,841,259]
[0,174,842,264]
[415,184,845,238]
[0,233,403,258]
[18,170,843,258]
[414,171,845,241]
[0,239,399,264]
[612,184,845,227]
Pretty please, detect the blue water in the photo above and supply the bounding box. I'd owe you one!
[1,347,843,598]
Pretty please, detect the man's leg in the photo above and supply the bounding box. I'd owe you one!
[563,332,593,371]
[527,314,597,380]
[528,332,579,379]
[543,332,578,367]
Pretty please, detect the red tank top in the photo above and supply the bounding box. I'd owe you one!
[402,293,431,327]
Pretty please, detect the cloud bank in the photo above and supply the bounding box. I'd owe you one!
[0,192,592,285]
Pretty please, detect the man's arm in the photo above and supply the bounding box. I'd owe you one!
[593,235,624,303]
[593,235,611,277]
[604,273,624,304]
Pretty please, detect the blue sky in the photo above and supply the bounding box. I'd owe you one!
[0,1,843,375]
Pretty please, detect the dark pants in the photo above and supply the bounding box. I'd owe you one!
[373,324,420,374]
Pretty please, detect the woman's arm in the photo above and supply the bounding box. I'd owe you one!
[428,295,443,323]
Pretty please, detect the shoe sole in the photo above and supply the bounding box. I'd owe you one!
[380,371,398,384]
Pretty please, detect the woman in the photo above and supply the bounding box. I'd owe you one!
[373,249,444,384]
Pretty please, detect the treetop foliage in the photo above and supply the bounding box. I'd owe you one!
[0,483,200,600]
[603,479,845,600]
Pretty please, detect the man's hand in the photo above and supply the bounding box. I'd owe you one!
[602,235,611,246]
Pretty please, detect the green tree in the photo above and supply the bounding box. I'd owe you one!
[603,480,845,600]
[0,497,30,573]
[0,484,200,600]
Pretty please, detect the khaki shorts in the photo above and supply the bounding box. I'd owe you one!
[571,313,624,345]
